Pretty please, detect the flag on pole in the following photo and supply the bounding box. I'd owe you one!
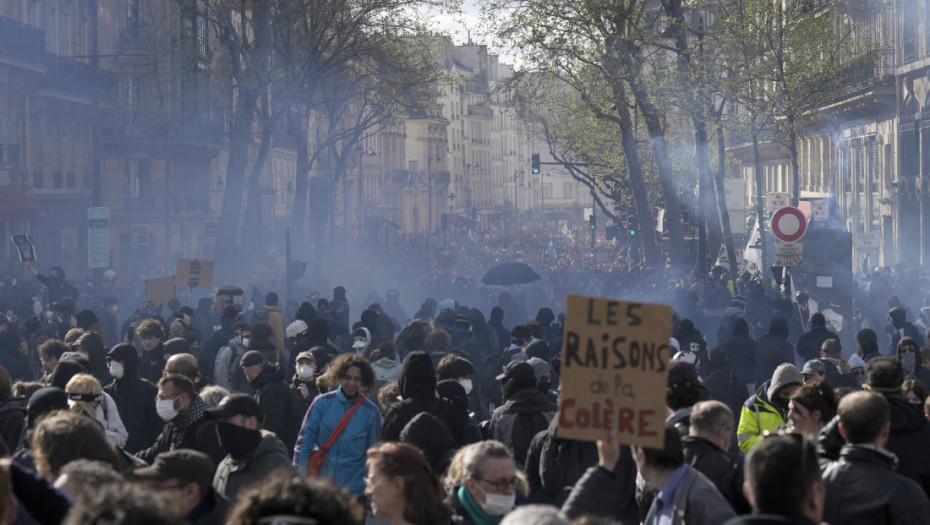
[546,237,557,257]
[714,243,730,270]
[743,218,762,270]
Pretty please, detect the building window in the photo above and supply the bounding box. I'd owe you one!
[125,0,140,41]
[66,172,75,188]
[61,13,71,56]
[125,159,148,198]
[49,8,59,54]
[126,76,142,115]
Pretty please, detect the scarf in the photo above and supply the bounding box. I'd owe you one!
[901,352,917,378]
[170,396,208,450]
[457,486,502,525]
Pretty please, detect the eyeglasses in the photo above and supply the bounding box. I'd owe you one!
[157,391,181,401]
[475,476,518,491]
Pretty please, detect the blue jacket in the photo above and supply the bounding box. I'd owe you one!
[293,386,381,496]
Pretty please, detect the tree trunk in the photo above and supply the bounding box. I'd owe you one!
[215,109,255,266]
[695,117,724,272]
[611,84,658,266]
[290,114,310,258]
[715,116,736,272]
[788,126,800,206]
[242,121,274,255]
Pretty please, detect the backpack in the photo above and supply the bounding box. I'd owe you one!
[512,411,554,465]
[251,307,269,324]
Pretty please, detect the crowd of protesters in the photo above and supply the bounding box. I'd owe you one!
[2,241,930,524]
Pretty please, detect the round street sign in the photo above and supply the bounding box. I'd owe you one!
[771,206,807,242]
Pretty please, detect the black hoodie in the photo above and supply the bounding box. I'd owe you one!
[249,364,300,451]
[105,343,161,453]
[381,351,464,444]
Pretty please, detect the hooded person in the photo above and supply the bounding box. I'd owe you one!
[399,412,457,476]
[200,305,241,385]
[26,263,79,303]
[48,355,90,390]
[248,322,285,368]
[12,386,69,470]
[534,308,556,343]
[369,341,402,385]
[737,363,803,452]
[205,393,294,501]
[887,307,925,356]
[239,351,301,451]
[754,316,795,386]
[857,328,882,362]
[675,319,710,377]
[381,351,465,446]
[104,343,161,453]
[351,327,372,358]
[72,331,111,386]
[526,357,558,403]
[0,329,31,382]
[303,317,339,359]
[895,336,930,387]
[489,361,559,465]
[720,318,756,385]
[74,309,106,346]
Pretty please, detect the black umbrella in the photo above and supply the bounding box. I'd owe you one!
[481,262,541,286]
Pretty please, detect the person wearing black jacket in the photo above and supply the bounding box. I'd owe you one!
[200,305,240,384]
[795,313,838,363]
[240,351,300,451]
[105,343,161,453]
[25,262,79,304]
[860,356,930,497]
[684,401,751,514]
[136,318,167,384]
[723,318,756,390]
[136,374,224,469]
[524,416,599,506]
[822,390,930,525]
[381,351,464,446]
[488,361,558,466]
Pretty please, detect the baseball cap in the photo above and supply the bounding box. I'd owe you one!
[129,449,215,488]
[204,393,263,422]
[801,360,826,376]
[495,361,535,382]
[240,350,264,368]
[295,351,315,364]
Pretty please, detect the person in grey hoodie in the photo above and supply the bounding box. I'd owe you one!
[370,340,402,384]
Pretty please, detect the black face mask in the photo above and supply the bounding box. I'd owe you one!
[216,421,262,458]
[538,380,552,393]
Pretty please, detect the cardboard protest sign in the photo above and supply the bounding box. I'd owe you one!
[555,294,673,448]
[175,259,214,289]
[145,276,177,306]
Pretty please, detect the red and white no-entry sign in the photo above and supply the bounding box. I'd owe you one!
[771,206,807,242]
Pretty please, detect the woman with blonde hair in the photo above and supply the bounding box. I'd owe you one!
[65,373,128,447]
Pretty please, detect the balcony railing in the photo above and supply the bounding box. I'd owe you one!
[0,15,46,64]
[39,56,118,102]
[103,110,224,143]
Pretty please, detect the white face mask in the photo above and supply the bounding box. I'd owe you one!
[108,361,125,379]
[352,339,367,349]
[155,399,179,422]
[475,483,515,516]
[297,364,315,380]
[240,337,250,348]
[459,378,473,395]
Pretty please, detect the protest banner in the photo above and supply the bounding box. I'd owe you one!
[175,259,214,289]
[555,294,673,448]
[145,276,177,306]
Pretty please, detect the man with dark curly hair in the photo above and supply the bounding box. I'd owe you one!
[293,354,380,497]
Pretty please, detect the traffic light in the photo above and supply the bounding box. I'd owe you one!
[589,214,596,230]
[531,153,540,174]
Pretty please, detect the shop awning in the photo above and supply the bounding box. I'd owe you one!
[0,187,46,221]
